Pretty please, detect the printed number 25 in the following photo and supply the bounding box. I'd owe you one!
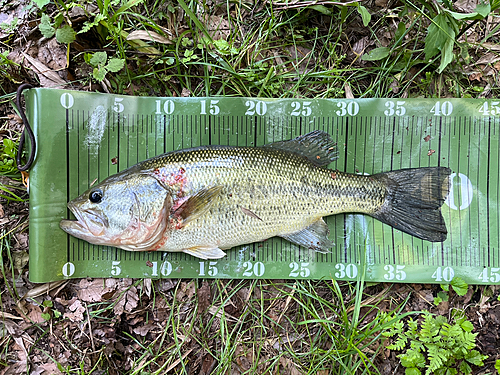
[291,101,312,116]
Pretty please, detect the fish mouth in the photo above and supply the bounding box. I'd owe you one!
[59,202,107,238]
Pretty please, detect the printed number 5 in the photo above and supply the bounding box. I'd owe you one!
[111,261,121,276]
[113,98,124,113]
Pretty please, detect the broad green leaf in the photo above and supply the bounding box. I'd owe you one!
[55,25,76,44]
[33,0,50,8]
[446,2,490,20]
[106,58,125,72]
[464,350,487,366]
[450,276,468,296]
[437,30,455,73]
[494,359,500,372]
[395,21,406,41]
[361,47,390,61]
[459,320,473,332]
[90,51,107,67]
[475,1,492,17]
[310,5,332,15]
[41,312,51,321]
[357,5,371,26]
[424,14,452,61]
[213,39,230,54]
[405,368,421,375]
[93,67,106,82]
[39,14,55,38]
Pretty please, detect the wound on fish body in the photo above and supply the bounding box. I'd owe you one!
[60,130,451,260]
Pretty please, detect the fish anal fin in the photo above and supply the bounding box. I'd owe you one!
[262,130,338,167]
[173,185,223,227]
[281,218,333,252]
[183,246,226,259]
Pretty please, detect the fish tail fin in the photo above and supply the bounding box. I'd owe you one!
[370,167,451,242]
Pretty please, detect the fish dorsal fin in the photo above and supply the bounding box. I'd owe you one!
[183,246,226,259]
[172,186,223,228]
[280,218,333,252]
[262,130,338,167]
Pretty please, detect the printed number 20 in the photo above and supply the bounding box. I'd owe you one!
[242,261,265,277]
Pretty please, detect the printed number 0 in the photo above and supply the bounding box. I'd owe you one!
[62,262,75,277]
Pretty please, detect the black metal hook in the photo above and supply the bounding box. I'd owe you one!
[16,83,35,171]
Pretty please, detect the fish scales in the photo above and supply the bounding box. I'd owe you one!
[60,131,451,259]
[140,146,386,252]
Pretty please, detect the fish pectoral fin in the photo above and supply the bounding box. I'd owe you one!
[262,130,338,167]
[173,185,223,228]
[183,246,226,259]
[280,218,333,252]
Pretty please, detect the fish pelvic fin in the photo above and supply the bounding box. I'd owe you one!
[183,246,226,259]
[280,218,333,252]
[173,185,223,228]
[371,167,451,242]
[262,130,338,167]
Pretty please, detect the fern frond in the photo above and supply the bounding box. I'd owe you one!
[426,344,449,374]
[388,335,408,351]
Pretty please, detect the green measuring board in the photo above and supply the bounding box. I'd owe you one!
[25,88,500,284]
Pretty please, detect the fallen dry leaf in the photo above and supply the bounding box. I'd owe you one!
[132,323,156,336]
[113,284,139,316]
[64,298,85,322]
[126,30,172,44]
[21,52,66,87]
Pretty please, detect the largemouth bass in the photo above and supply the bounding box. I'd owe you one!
[60,131,451,259]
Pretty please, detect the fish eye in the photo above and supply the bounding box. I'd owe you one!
[89,189,103,203]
